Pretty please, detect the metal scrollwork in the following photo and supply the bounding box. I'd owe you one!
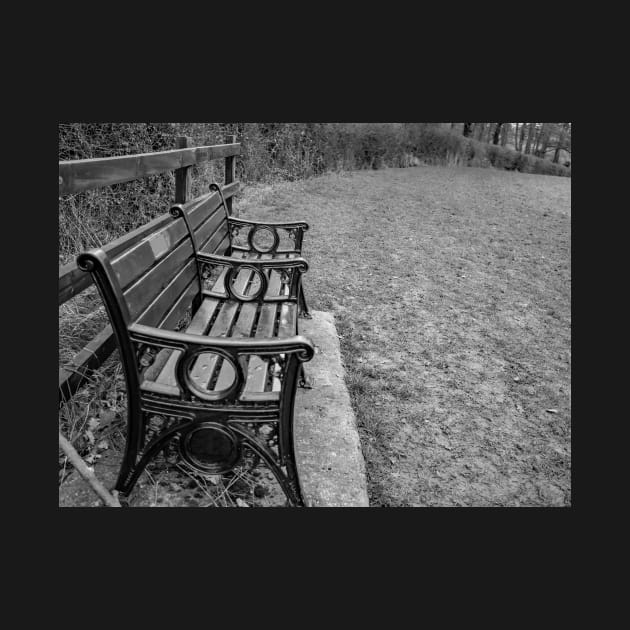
[200,260,225,292]
[179,421,242,474]
[137,344,158,371]
[279,268,292,286]
[225,264,268,301]
[248,225,280,254]
[176,347,244,403]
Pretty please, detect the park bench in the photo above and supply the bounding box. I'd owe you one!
[60,137,315,506]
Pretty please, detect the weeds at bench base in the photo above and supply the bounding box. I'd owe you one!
[59,360,288,506]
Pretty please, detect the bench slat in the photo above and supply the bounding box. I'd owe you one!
[186,262,256,391]
[141,297,221,395]
[58,182,239,306]
[113,198,225,296]
[242,303,277,399]
[213,302,259,392]
[150,253,252,391]
[124,240,195,322]
[135,260,197,327]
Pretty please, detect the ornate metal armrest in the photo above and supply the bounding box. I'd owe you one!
[227,217,309,254]
[130,323,314,402]
[196,252,308,302]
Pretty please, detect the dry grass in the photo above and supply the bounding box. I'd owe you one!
[237,166,571,506]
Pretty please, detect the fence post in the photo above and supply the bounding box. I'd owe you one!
[225,134,236,217]
[175,136,192,204]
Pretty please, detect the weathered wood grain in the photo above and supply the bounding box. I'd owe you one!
[58,181,239,305]
[59,143,240,195]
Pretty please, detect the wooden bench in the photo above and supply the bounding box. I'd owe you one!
[60,138,315,506]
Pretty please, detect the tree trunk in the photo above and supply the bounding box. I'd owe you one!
[501,124,509,146]
[524,122,536,154]
[514,123,520,149]
[533,123,544,156]
[493,123,504,145]
[519,123,527,152]
[463,123,473,137]
[476,123,487,141]
[553,122,569,163]
[538,123,551,158]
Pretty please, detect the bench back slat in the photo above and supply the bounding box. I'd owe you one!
[120,195,231,323]
[58,182,239,306]
[135,260,198,328]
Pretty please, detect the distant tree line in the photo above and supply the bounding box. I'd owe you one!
[458,123,571,165]
[58,123,570,265]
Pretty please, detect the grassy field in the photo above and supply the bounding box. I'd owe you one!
[237,166,571,506]
[59,164,571,507]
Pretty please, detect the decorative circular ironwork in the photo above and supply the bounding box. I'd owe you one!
[178,349,242,401]
[248,225,279,254]
[76,253,95,272]
[179,422,241,474]
[225,265,267,301]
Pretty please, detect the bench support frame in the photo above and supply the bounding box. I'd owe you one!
[77,248,314,507]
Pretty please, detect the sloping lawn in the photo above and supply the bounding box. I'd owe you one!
[237,166,571,506]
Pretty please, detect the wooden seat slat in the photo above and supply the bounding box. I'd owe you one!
[277,303,297,338]
[187,262,257,390]
[141,256,230,394]
[152,258,255,392]
[141,298,222,395]
[241,303,279,401]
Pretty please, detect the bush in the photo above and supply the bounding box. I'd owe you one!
[58,123,570,264]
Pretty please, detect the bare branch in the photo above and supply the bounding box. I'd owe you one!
[59,432,122,507]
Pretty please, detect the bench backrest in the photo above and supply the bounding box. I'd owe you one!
[111,188,230,327]
[59,136,240,403]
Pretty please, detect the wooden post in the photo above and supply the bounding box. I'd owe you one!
[174,136,192,204]
[224,134,236,217]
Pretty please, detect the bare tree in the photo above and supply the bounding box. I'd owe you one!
[519,123,527,152]
[501,123,509,146]
[524,122,536,154]
[553,123,571,163]
[493,123,504,145]
[537,123,552,158]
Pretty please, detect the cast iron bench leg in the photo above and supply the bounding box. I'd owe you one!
[299,281,312,319]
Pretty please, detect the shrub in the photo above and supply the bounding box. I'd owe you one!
[58,123,570,265]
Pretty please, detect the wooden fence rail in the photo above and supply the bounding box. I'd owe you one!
[59,142,240,195]
[59,135,240,404]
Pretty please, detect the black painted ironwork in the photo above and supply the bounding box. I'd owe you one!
[197,252,308,304]
[76,247,314,506]
[170,203,204,296]
[75,182,315,505]
[209,181,230,218]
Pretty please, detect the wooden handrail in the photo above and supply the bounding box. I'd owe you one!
[59,142,240,195]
